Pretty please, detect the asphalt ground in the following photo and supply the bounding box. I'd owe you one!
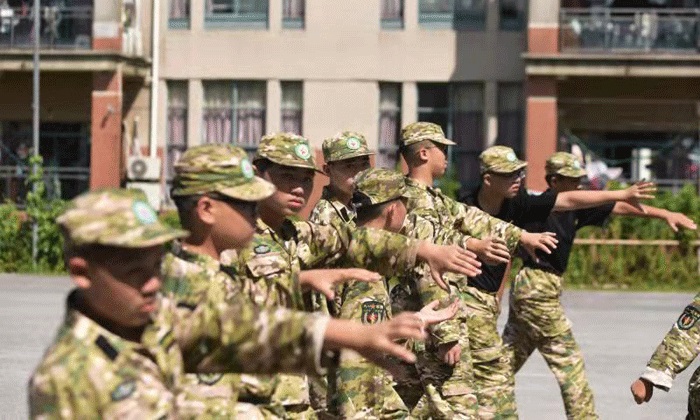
[1,273,696,419]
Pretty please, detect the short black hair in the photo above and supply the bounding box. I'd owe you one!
[355,202,390,225]
[253,158,274,175]
[172,194,202,231]
[399,140,434,165]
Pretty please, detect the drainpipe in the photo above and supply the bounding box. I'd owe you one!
[149,0,159,158]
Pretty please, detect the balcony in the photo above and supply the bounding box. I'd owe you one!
[0,5,92,50]
[560,8,700,54]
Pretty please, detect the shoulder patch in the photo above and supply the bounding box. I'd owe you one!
[361,300,387,325]
[254,244,270,255]
[111,380,136,401]
[677,305,700,330]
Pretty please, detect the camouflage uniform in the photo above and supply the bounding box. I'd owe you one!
[222,133,426,419]
[501,153,604,420]
[309,131,373,228]
[397,123,524,419]
[28,189,331,419]
[640,292,700,419]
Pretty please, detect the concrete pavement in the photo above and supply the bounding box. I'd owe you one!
[1,274,696,419]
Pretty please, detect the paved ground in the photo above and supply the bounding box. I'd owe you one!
[1,273,697,419]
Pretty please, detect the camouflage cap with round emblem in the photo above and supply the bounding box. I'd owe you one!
[401,122,456,147]
[254,132,320,171]
[171,144,275,202]
[546,152,587,178]
[351,168,418,209]
[57,188,188,248]
[322,131,374,163]
[479,145,527,174]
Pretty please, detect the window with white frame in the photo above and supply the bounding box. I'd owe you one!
[205,0,268,29]
[381,0,403,29]
[500,0,527,30]
[418,83,484,186]
[169,0,190,29]
[282,0,304,28]
[377,83,402,169]
[166,81,188,182]
[281,81,303,134]
[497,83,523,154]
[202,81,266,153]
[419,0,487,30]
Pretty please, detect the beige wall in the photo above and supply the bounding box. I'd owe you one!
[157,0,526,149]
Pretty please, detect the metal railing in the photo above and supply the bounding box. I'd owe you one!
[560,8,700,53]
[0,5,92,49]
[0,165,89,204]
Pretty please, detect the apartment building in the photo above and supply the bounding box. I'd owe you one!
[157,0,528,202]
[0,0,153,202]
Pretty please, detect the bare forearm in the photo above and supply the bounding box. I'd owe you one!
[554,190,624,211]
[612,202,666,219]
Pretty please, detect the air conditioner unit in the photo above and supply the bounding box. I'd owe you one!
[127,157,161,181]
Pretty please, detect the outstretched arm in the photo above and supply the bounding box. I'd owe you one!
[612,202,697,232]
[554,181,656,212]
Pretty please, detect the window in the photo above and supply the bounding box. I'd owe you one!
[169,0,190,29]
[377,83,402,169]
[202,81,266,153]
[418,83,484,186]
[205,0,268,29]
[281,82,303,134]
[497,83,523,155]
[166,82,188,182]
[282,0,304,28]
[500,0,526,31]
[419,0,487,30]
[381,0,403,29]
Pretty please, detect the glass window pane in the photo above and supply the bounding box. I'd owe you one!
[453,83,483,112]
[420,0,454,13]
[418,83,449,109]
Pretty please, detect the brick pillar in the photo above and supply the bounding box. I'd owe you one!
[90,70,123,188]
[524,76,557,191]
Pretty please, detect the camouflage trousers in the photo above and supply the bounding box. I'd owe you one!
[412,318,479,419]
[688,366,700,419]
[501,267,597,420]
[460,286,517,419]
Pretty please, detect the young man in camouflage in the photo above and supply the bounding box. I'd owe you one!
[631,292,700,418]
[310,131,373,228]
[460,145,657,418]
[502,152,696,419]
[396,122,561,419]
[28,188,436,418]
[222,132,482,418]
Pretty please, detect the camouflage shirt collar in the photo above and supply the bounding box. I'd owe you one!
[405,176,441,197]
[320,186,354,223]
[64,290,143,358]
[172,241,221,273]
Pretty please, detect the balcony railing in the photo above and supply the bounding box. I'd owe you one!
[0,5,92,49]
[560,8,700,53]
[0,165,90,203]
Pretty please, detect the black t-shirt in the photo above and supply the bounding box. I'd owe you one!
[520,194,615,275]
[459,186,558,293]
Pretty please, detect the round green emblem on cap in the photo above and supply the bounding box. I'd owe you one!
[573,160,581,169]
[295,144,311,160]
[241,158,254,179]
[506,152,517,162]
[132,201,157,225]
[346,137,361,150]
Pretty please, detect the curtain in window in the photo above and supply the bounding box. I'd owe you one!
[378,84,401,169]
[281,82,303,134]
[203,82,233,145]
[169,0,189,19]
[497,83,523,153]
[166,83,188,180]
[236,82,266,149]
[283,0,304,19]
[381,0,402,20]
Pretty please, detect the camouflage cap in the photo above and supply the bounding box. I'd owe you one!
[401,122,456,147]
[255,132,319,171]
[480,145,527,174]
[546,152,587,178]
[171,144,275,202]
[57,188,188,248]
[351,168,417,209]
[322,131,374,163]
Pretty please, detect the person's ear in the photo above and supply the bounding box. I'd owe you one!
[482,173,492,188]
[195,196,216,226]
[67,256,91,289]
[417,147,430,163]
